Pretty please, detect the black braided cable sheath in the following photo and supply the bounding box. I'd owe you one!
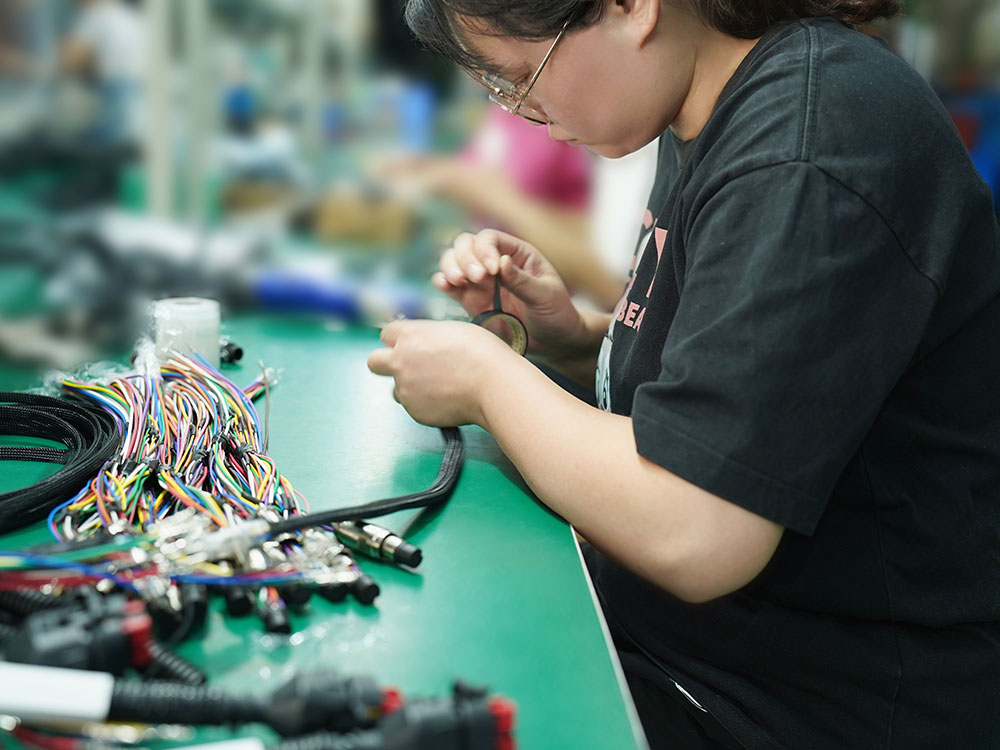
[274,732,383,750]
[267,426,465,536]
[108,680,265,726]
[0,446,67,463]
[0,392,122,535]
[145,642,208,686]
[0,589,67,618]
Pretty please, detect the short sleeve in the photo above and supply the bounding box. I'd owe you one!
[632,161,939,534]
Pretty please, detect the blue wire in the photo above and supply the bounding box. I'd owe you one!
[0,552,140,593]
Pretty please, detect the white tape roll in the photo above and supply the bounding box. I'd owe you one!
[152,297,221,369]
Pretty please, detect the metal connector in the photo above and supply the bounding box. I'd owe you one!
[332,522,421,568]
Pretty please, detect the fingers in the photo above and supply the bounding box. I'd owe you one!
[379,320,403,346]
[438,229,531,287]
[369,352,401,406]
[496,252,550,307]
[474,229,524,273]
[439,240,473,287]
[431,270,464,299]
[367,321,404,376]
[366,346,392,376]
[449,232,491,284]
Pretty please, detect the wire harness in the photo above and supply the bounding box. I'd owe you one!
[0,352,463,628]
[0,351,503,748]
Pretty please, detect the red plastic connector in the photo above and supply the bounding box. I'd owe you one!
[120,599,154,668]
[488,696,517,750]
[381,686,405,715]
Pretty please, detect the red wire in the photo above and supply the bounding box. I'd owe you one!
[12,727,80,750]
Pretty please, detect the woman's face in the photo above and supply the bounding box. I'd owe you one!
[460,2,703,158]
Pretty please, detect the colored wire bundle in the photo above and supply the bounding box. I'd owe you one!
[51,354,299,542]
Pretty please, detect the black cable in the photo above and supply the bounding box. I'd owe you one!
[0,392,122,535]
[144,642,208,686]
[109,680,264,726]
[267,427,464,536]
[108,672,385,737]
[274,732,382,750]
[0,590,67,619]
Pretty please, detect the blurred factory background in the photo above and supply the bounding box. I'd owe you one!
[0,0,997,387]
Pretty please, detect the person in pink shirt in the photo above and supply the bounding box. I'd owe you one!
[374,102,626,310]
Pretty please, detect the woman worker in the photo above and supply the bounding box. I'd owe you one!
[367,1,1000,747]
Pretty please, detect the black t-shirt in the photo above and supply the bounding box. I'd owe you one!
[591,18,1000,749]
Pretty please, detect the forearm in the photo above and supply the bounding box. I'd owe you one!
[477,356,783,602]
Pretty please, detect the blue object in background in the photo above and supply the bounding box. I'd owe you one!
[254,271,363,320]
[397,81,436,153]
[322,101,348,144]
[947,92,1000,214]
[225,85,258,134]
[252,269,425,323]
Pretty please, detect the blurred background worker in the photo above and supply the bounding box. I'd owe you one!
[60,0,145,144]
[0,0,43,77]
[372,106,637,312]
[372,106,662,312]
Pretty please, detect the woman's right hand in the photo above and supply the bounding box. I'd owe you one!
[433,229,589,360]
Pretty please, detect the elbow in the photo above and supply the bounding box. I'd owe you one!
[652,559,752,604]
[667,577,749,605]
[645,523,784,604]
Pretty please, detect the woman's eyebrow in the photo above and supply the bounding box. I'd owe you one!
[473,49,532,84]
[488,65,532,87]
[479,62,517,81]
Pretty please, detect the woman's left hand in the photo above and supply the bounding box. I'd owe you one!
[366,318,515,427]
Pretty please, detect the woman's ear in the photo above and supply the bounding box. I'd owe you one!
[612,0,661,48]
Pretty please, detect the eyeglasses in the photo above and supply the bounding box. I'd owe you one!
[480,17,571,126]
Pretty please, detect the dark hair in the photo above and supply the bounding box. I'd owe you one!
[695,1,902,38]
[403,1,602,76]
[403,0,902,73]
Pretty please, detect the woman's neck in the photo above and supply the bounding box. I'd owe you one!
[670,31,760,142]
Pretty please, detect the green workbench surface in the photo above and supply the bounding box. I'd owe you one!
[0,314,647,750]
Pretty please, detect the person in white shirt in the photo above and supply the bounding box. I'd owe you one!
[61,0,145,144]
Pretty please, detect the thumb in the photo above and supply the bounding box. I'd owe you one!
[498,253,552,307]
[367,346,392,376]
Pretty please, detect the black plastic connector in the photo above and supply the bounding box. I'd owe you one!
[317,582,349,604]
[4,600,138,675]
[349,575,380,605]
[265,672,384,737]
[277,584,313,609]
[149,583,208,642]
[2,590,205,685]
[260,600,292,634]
[223,586,256,617]
[272,681,516,750]
[220,339,244,364]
